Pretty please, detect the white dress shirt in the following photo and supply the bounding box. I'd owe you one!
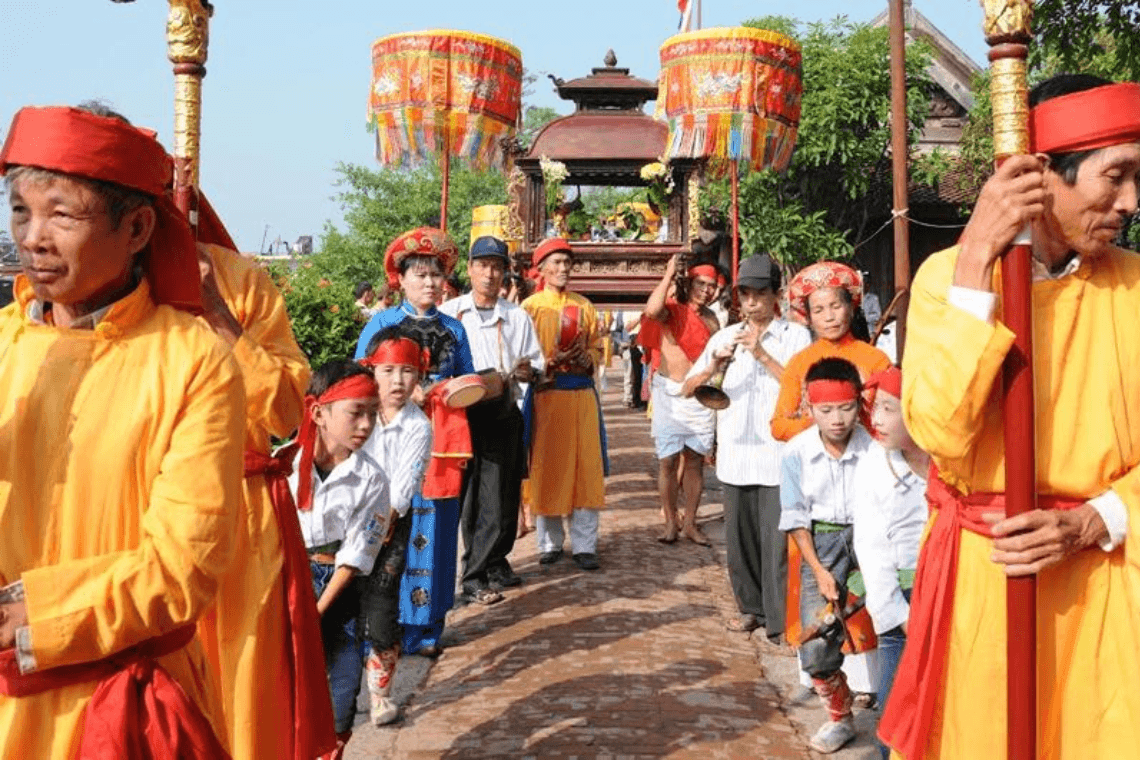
[852,443,928,633]
[946,262,1127,551]
[362,402,431,516]
[441,294,545,405]
[688,318,812,486]
[779,424,875,531]
[288,447,390,574]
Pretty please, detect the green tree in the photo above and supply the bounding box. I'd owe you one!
[520,105,561,151]
[709,16,934,273]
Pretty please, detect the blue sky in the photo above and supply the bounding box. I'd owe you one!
[2,0,986,252]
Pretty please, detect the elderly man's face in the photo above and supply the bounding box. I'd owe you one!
[1044,143,1140,258]
[9,175,153,309]
[540,252,573,290]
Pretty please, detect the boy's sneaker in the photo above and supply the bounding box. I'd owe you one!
[371,696,400,726]
[809,718,856,754]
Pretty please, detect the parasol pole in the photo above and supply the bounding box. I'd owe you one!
[888,0,910,357]
[980,2,1037,758]
[730,161,741,279]
[166,0,213,227]
[440,129,451,232]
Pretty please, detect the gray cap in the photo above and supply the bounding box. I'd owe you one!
[737,254,781,291]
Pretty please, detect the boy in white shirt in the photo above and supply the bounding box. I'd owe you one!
[779,357,875,754]
[851,367,929,759]
[288,360,389,755]
[359,326,433,726]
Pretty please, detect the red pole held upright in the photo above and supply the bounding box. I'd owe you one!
[981,3,1037,757]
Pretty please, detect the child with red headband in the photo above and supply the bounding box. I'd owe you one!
[287,360,388,755]
[358,326,432,726]
[778,357,876,754]
[851,367,929,759]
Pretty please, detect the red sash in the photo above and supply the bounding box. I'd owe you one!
[0,625,229,759]
[878,471,1083,759]
[421,388,474,500]
[244,447,338,760]
[638,301,712,371]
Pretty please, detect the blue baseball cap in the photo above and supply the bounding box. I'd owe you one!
[469,236,510,262]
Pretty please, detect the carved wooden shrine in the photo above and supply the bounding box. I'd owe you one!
[510,52,701,307]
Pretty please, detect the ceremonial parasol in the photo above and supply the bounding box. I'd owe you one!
[980,3,1038,757]
[656,27,802,278]
[368,30,523,233]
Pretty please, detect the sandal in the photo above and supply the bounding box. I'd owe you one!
[463,585,504,606]
[726,614,761,633]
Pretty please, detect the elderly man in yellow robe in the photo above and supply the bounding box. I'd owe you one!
[0,104,244,757]
[191,200,334,758]
[879,75,1140,759]
[522,238,608,571]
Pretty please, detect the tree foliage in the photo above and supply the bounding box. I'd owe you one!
[708,16,934,273]
[952,1,1140,246]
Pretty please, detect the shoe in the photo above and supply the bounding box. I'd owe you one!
[370,696,399,726]
[572,553,600,571]
[725,614,761,633]
[462,582,504,605]
[809,719,856,754]
[415,645,442,658]
[487,565,523,588]
[539,549,563,565]
[853,691,877,710]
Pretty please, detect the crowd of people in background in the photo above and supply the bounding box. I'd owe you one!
[5,71,1140,760]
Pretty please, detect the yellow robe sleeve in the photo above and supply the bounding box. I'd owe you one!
[20,340,246,670]
[581,298,603,369]
[901,248,1017,466]
[207,244,310,443]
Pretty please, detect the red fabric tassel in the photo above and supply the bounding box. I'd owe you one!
[421,386,473,500]
[244,446,339,760]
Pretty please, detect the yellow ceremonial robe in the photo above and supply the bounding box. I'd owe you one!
[522,288,606,516]
[194,245,310,760]
[0,277,244,758]
[898,246,1140,759]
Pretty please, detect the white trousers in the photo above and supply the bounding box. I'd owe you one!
[535,510,600,555]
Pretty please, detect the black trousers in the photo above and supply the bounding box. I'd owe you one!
[724,483,787,638]
[360,511,411,651]
[460,395,525,585]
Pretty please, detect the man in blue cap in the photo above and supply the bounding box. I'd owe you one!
[441,236,545,602]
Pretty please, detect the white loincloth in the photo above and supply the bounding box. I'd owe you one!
[650,373,715,459]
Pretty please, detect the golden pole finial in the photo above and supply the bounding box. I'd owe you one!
[982,0,1034,159]
[166,0,212,225]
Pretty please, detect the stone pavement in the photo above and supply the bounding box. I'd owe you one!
[346,376,880,759]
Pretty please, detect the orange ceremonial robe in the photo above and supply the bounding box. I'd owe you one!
[771,332,891,646]
[522,288,606,516]
[0,277,244,758]
[891,246,1140,759]
[193,245,311,760]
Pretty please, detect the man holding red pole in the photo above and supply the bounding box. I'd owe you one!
[879,75,1140,758]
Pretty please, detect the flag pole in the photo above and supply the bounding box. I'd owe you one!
[979,2,1037,758]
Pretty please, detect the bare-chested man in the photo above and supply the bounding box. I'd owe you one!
[641,253,721,544]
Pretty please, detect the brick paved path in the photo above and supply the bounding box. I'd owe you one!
[346,376,880,759]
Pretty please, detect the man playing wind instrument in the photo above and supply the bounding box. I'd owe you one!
[880,74,1140,759]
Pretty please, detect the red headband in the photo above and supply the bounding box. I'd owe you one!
[689,264,719,282]
[359,337,428,371]
[806,379,859,405]
[865,367,902,402]
[295,374,379,511]
[1031,82,1140,154]
[0,106,203,313]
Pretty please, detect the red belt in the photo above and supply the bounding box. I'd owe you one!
[0,624,230,759]
[244,446,338,760]
[878,470,1083,759]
